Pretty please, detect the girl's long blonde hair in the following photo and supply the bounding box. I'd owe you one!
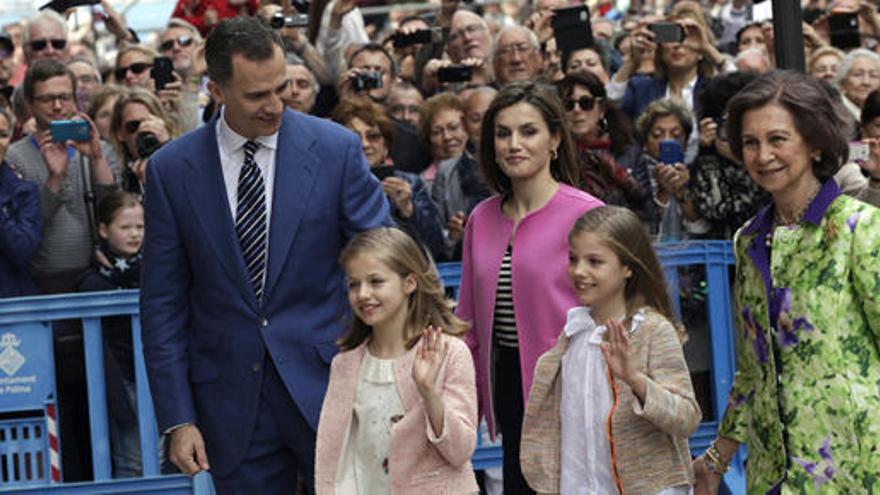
[338,228,469,350]
[570,206,687,342]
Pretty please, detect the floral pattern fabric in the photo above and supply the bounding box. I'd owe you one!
[718,181,880,494]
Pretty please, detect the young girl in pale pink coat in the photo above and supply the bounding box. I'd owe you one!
[314,227,478,494]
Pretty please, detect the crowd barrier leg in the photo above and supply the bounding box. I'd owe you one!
[82,317,111,481]
[132,316,161,477]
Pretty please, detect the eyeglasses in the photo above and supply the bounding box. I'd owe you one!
[364,131,384,143]
[114,62,153,81]
[564,95,599,112]
[123,120,142,134]
[32,93,74,104]
[29,38,67,52]
[497,43,534,57]
[159,36,194,52]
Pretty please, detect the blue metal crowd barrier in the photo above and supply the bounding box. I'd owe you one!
[0,240,744,493]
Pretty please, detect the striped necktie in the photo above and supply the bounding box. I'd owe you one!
[236,140,267,302]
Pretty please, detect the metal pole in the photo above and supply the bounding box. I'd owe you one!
[772,0,805,71]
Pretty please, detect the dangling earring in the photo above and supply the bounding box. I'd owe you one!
[812,152,822,163]
[599,116,609,133]
[550,148,559,161]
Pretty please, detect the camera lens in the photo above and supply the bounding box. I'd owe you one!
[270,13,285,29]
[135,131,163,159]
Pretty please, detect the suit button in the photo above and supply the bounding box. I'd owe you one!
[260,318,268,327]
[252,362,261,373]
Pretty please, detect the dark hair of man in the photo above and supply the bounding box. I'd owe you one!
[349,43,397,77]
[861,89,880,128]
[698,71,756,120]
[734,22,763,51]
[24,58,76,102]
[205,16,284,87]
[560,42,610,75]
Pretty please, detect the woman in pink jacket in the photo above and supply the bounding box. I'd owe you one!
[456,81,604,493]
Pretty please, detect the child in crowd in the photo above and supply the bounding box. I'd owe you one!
[521,206,701,494]
[315,227,479,494]
[77,191,147,478]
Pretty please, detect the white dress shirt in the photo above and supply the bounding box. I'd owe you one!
[215,108,278,232]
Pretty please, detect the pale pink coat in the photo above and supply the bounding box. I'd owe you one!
[314,336,479,494]
[456,184,604,438]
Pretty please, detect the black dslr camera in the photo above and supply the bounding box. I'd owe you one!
[135,131,163,159]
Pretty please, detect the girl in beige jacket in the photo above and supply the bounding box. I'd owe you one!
[521,206,702,494]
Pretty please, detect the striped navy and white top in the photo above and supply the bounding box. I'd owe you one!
[492,246,518,348]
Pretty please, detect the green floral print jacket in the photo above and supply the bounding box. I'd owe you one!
[718,180,880,494]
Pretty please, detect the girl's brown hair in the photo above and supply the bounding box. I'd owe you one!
[97,191,142,227]
[569,206,686,342]
[338,228,469,350]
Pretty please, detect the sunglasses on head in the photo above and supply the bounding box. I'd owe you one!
[159,36,194,52]
[30,38,67,51]
[115,62,153,81]
[123,120,141,134]
[564,95,599,112]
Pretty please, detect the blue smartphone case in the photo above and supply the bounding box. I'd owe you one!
[658,139,684,165]
[49,120,90,142]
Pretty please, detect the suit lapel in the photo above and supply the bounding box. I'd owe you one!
[182,121,257,309]
[264,111,317,300]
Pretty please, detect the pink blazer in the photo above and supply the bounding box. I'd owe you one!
[456,184,603,438]
[314,336,479,494]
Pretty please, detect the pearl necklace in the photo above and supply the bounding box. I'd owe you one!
[764,185,821,248]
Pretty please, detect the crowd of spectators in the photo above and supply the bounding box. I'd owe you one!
[2,0,880,486]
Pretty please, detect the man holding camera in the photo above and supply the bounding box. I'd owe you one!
[337,43,395,104]
[6,59,118,293]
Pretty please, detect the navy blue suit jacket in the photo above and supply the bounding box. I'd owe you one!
[0,162,40,298]
[140,109,392,476]
[620,74,705,121]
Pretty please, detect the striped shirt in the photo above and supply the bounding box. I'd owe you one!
[492,246,518,348]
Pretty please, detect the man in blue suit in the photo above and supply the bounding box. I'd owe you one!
[140,17,391,493]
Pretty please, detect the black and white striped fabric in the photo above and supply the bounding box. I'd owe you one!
[236,140,267,302]
[493,246,518,348]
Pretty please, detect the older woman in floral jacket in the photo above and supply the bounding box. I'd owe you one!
[694,71,880,494]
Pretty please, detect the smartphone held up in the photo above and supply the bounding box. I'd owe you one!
[49,120,90,143]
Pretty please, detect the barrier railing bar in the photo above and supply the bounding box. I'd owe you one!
[6,473,197,494]
[0,292,139,325]
[132,316,160,477]
[81,318,112,482]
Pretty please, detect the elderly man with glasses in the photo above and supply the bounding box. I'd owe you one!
[493,26,543,87]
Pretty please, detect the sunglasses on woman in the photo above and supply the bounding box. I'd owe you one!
[564,95,600,112]
[123,120,142,134]
[30,38,67,51]
[115,62,153,81]
[159,36,194,52]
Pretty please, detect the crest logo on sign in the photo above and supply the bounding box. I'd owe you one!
[0,332,26,376]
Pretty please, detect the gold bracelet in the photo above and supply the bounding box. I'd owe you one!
[704,442,731,475]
